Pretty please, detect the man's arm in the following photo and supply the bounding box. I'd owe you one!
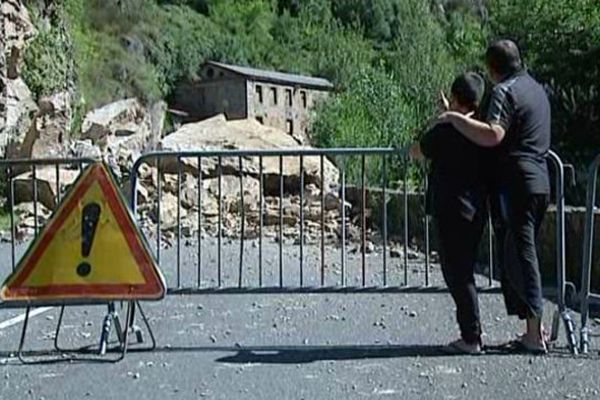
[436,112,505,147]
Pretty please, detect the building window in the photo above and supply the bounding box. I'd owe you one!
[285,89,292,107]
[271,87,278,105]
[300,91,307,108]
[206,67,214,78]
[286,119,293,135]
[256,116,264,124]
[256,85,263,103]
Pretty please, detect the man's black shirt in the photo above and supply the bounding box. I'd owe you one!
[486,70,551,194]
[420,122,484,219]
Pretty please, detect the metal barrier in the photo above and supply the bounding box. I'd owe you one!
[579,153,600,353]
[129,148,575,338]
[0,150,577,356]
[546,151,578,353]
[131,148,495,293]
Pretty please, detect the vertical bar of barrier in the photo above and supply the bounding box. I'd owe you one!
[217,156,222,287]
[238,156,245,288]
[299,155,304,287]
[279,155,284,288]
[548,151,577,353]
[9,168,16,271]
[424,173,430,287]
[197,156,202,288]
[176,158,182,288]
[321,155,325,287]
[382,155,388,286]
[55,164,61,203]
[488,211,494,287]
[403,157,409,286]
[156,158,162,265]
[579,155,599,354]
[361,154,366,287]
[259,156,263,287]
[341,158,346,287]
[32,165,38,237]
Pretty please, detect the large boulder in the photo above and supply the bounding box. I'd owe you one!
[158,114,339,195]
[18,91,72,159]
[80,98,165,175]
[2,78,38,159]
[12,167,80,209]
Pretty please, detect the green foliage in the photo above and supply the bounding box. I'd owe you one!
[21,7,72,98]
[488,0,600,162]
[312,68,419,184]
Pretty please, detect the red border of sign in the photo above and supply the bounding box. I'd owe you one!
[2,164,164,301]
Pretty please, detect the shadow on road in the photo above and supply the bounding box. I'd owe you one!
[0,343,584,365]
[148,343,576,363]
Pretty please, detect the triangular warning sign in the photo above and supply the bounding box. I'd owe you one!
[1,163,165,304]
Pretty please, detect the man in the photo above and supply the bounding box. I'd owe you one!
[437,40,551,353]
[410,72,487,354]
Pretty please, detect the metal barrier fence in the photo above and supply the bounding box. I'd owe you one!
[579,153,600,353]
[128,149,568,293]
[0,150,578,354]
[130,148,483,293]
[129,148,577,352]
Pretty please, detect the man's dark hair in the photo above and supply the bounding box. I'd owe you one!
[451,72,485,111]
[485,39,523,76]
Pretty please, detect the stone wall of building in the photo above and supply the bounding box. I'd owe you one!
[173,78,247,122]
[246,80,328,145]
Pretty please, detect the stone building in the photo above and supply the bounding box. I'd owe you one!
[173,61,334,143]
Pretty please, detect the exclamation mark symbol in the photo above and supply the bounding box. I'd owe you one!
[77,203,101,277]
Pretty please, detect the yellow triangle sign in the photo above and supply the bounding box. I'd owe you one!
[1,163,165,304]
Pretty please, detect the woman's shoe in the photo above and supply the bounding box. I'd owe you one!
[443,339,483,355]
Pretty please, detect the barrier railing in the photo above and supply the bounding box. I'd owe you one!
[130,148,486,292]
[579,153,600,353]
[0,149,578,357]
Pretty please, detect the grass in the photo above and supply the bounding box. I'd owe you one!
[0,210,14,232]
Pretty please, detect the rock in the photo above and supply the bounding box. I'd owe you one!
[407,248,421,260]
[363,241,375,254]
[2,78,38,158]
[81,98,165,168]
[13,202,51,218]
[148,192,186,230]
[390,247,403,258]
[70,140,102,159]
[158,114,338,193]
[12,167,79,209]
[2,0,36,79]
[20,91,72,159]
[1,0,37,158]
[323,191,341,211]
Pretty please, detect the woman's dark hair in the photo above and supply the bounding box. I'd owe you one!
[451,72,485,111]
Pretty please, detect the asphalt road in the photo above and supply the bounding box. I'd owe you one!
[0,239,599,400]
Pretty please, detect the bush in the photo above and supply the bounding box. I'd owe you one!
[488,0,600,161]
[21,7,72,98]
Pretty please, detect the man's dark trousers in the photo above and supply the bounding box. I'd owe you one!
[435,198,485,344]
[501,191,549,319]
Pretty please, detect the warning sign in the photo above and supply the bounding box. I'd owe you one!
[1,163,165,304]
